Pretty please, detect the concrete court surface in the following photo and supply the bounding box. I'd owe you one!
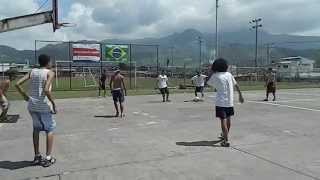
[0,88,320,180]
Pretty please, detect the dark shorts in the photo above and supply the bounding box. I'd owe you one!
[160,87,169,95]
[100,82,106,90]
[267,82,276,93]
[215,106,234,119]
[195,86,204,93]
[112,89,125,103]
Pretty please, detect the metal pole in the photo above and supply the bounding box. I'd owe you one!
[198,36,202,71]
[68,41,72,90]
[129,44,132,89]
[255,22,258,68]
[171,46,174,67]
[156,45,159,74]
[134,62,137,89]
[183,62,186,87]
[215,0,219,59]
[1,62,4,80]
[99,43,103,96]
[34,40,37,65]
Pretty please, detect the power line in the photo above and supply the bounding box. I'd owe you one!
[34,0,50,13]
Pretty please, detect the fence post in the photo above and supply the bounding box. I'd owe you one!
[68,42,72,90]
[34,40,37,65]
[99,43,103,96]
[156,45,159,75]
[129,44,132,89]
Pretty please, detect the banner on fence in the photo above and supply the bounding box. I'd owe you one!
[105,45,129,62]
[72,43,101,62]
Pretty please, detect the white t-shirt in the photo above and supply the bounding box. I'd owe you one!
[158,75,168,89]
[191,74,207,87]
[207,72,237,107]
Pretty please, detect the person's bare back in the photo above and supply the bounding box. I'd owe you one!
[0,80,10,95]
[111,74,124,90]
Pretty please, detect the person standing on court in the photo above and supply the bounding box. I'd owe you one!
[191,71,207,98]
[99,69,107,97]
[264,68,276,101]
[157,70,170,102]
[207,58,244,147]
[15,54,57,167]
[109,70,127,117]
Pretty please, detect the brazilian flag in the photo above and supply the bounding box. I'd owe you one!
[105,45,129,62]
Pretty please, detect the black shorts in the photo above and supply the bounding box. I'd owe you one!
[100,82,106,90]
[215,106,234,119]
[112,89,125,103]
[267,82,276,93]
[160,87,169,95]
[195,86,204,92]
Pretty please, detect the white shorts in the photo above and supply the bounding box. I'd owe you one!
[0,96,9,110]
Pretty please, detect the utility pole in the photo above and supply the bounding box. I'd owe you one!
[266,43,274,65]
[170,46,174,67]
[198,36,203,71]
[215,0,219,59]
[250,18,262,68]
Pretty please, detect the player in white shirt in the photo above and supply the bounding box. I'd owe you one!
[207,58,244,147]
[157,70,170,102]
[191,71,207,98]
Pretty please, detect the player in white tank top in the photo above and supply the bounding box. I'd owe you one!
[16,54,57,167]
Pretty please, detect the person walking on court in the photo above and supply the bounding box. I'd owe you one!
[157,70,170,102]
[191,71,207,98]
[99,69,107,97]
[15,54,57,167]
[207,58,244,147]
[109,70,127,117]
[264,68,276,101]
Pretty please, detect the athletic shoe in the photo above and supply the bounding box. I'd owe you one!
[263,99,268,101]
[220,141,230,147]
[218,133,224,140]
[32,154,43,165]
[41,156,56,168]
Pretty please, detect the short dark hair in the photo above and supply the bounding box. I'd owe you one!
[211,58,229,72]
[38,54,50,67]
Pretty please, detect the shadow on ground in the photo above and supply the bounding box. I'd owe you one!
[0,161,34,170]
[0,115,20,123]
[176,140,223,147]
[94,115,118,118]
[146,100,165,104]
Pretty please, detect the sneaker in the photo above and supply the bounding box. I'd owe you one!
[220,141,230,147]
[218,133,224,140]
[263,99,268,101]
[32,154,43,165]
[41,156,56,168]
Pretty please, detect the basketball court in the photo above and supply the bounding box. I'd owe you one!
[0,88,320,180]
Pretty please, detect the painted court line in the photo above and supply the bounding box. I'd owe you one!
[248,100,320,112]
[146,121,159,125]
[273,99,316,103]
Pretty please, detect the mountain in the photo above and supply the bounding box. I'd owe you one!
[1,29,320,67]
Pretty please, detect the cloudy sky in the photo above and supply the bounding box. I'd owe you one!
[0,0,319,50]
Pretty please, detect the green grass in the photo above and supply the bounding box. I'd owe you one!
[5,77,320,100]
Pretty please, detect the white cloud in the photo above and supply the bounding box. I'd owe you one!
[0,0,319,50]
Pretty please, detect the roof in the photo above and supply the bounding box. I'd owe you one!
[280,56,315,64]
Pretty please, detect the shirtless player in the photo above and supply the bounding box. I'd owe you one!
[109,70,127,117]
[0,71,17,121]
